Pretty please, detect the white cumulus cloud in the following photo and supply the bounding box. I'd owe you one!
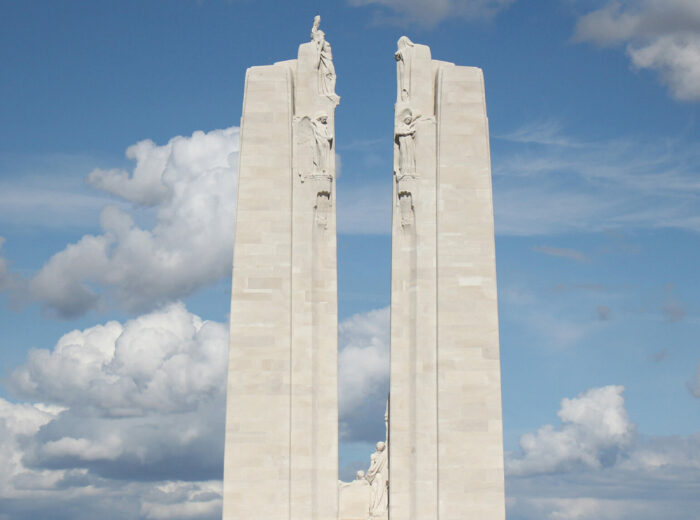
[139,481,223,520]
[28,127,240,318]
[506,385,700,519]
[8,303,227,485]
[3,308,700,519]
[507,385,633,475]
[10,302,228,416]
[574,0,700,100]
[0,398,61,498]
[1,303,227,518]
[338,307,390,441]
[0,303,393,517]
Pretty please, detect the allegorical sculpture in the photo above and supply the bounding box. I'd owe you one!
[311,112,333,174]
[394,105,420,228]
[337,445,389,520]
[394,36,414,102]
[394,106,420,177]
[366,442,388,517]
[337,400,389,520]
[311,15,338,103]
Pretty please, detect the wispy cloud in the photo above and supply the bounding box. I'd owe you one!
[493,121,700,236]
[573,0,700,101]
[337,137,386,151]
[500,284,601,349]
[532,245,590,262]
[0,183,121,230]
[348,0,515,27]
[332,120,700,239]
[0,151,132,231]
[337,181,392,235]
[497,119,586,148]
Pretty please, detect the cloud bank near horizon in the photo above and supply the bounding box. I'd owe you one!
[3,316,698,520]
[507,386,700,519]
[0,303,391,518]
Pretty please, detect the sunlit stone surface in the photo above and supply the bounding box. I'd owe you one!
[389,37,506,520]
[222,15,339,520]
[222,22,504,520]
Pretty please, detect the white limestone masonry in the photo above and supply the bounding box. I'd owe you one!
[389,38,506,520]
[222,16,339,520]
[222,24,504,520]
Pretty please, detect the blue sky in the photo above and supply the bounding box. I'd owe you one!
[0,1,699,519]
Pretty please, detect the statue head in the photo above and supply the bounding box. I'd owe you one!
[397,106,418,127]
[356,470,365,480]
[397,36,414,50]
[376,441,386,452]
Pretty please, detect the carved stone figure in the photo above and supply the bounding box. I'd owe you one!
[395,107,420,176]
[399,192,414,228]
[311,15,338,101]
[311,112,333,174]
[395,36,415,102]
[366,441,388,518]
[315,191,331,229]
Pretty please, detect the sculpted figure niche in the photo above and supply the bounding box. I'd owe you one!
[311,15,338,102]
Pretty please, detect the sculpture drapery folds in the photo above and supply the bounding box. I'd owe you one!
[311,15,339,103]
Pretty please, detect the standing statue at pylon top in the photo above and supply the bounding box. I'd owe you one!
[311,15,339,103]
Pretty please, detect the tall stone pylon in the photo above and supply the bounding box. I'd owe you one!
[389,38,506,519]
[222,16,340,520]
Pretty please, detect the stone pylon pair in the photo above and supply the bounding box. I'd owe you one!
[222,17,505,520]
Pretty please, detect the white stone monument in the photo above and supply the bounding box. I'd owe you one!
[222,15,340,520]
[389,37,506,520]
[223,22,505,520]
